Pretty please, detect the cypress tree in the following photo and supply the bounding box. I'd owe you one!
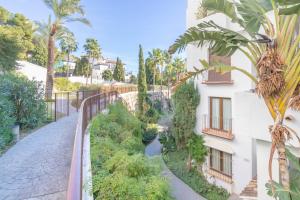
[113,57,125,81]
[138,45,147,114]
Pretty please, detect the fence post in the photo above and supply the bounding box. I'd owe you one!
[89,98,92,119]
[67,92,70,116]
[76,91,79,112]
[54,93,57,122]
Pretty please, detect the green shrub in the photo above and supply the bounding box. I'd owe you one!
[163,149,229,200]
[0,73,46,129]
[0,97,15,151]
[144,107,160,123]
[90,102,173,200]
[142,127,158,144]
[172,81,199,149]
[54,77,81,91]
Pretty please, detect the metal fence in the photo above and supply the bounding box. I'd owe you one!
[45,85,137,122]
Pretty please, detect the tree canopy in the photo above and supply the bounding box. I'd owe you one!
[113,57,125,82]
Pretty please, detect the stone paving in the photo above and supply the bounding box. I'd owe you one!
[0,113,78,200]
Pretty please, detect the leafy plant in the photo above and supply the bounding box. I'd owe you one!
[163,149,229,200]
[172,81,199,149]
[187,134,208,171]
[90,102,173,200]
[0,96,15,151]
[0,73,46,129]
[54,77,81,91]
[142,127,158,144]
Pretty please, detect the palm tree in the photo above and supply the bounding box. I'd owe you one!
[148,49,165,94]
[42,0,90,99]
[169,0,300,196]
[83,38,101,84]
[59,32,78,78]
[172,57,186,83]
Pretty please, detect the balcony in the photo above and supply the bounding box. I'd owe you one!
[202,70,233,84]
[202,52,233,85]
[202,115,234,140]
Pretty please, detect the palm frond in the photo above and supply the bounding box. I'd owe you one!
[65,17,91,26]
[169,21,250,56]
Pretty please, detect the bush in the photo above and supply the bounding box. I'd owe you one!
[142,127,158,144]
[90,102,173,200]
[144,107,160,123]
[172,81,199,149]
[0,97,15,151]
[163,149,229,200]
[54,77,81,91]
[0,73,46,129]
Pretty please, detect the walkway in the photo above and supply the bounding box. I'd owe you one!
[0,113,78,200]
[145,114,206,200]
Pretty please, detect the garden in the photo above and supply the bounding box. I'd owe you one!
[90,102,173,200]
[0,73,47,153]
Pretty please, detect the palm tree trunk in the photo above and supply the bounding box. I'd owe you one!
[90,57,94,84]
[276,141,290,190]
[45,34,55,99]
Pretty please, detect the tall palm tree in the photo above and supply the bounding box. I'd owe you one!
[59,32,78,78]
[83,38,101,84]
[148,49,165,94]
[42,0,90,98]
[169,0,300,196]
[172,57,186,83]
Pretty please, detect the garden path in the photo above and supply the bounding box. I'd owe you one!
[0,112,78,200]
[145,114,206,200]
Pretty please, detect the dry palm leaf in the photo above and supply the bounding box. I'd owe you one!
[290,84,300,111]
[256,49,285,97]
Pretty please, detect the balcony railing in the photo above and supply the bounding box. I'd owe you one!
[202,115,234,140]
[202,70,233,84]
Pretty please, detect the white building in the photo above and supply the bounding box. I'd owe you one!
[186,1,300,199]
[92,58,118,81]
[16,61,47,87]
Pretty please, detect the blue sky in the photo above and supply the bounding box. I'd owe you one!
[0,0,187,74]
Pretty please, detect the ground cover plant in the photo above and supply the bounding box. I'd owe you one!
[90,102,173,200]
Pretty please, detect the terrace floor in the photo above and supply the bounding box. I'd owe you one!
[0,113,78,200]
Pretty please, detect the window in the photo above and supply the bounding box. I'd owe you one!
[210,97,232,132]
[205,51,232,83]
[209,148,232,177]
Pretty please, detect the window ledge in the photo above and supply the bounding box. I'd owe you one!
[203,128,234,140]
[207,169,233,184]
[202,81,234,85]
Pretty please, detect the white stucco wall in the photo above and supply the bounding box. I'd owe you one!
[16,61,47,87]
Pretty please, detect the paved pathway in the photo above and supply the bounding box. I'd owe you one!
[145,114,206,200]
[0,113,78,200]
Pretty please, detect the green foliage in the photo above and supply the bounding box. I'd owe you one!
[29,42,48,67]
[144,107,160,124]
[163,149,229,200]
[59,32,78,56]
[0,6,10,24]
[74,56,90,77]
[172,81,199,149]
[142,127,158,144]
[113,57,125,82]
[0,25,24,71]
[145,58,160,85]
[266,149,300,200]
[90,102,173,200]
[54,77,81,91]
[159,132,176,154]
[138,45,148,115]
[129,75,137,84]
[84,38,101,61]
[102,69,113,81]
[187,134,208,165]
[0,73,46,129]
[0,97,15,151]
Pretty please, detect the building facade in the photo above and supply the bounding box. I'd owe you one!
[92,58,118,81]
[186,0,300,199]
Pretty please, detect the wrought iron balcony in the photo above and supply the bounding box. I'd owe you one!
[202,115,234,140]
